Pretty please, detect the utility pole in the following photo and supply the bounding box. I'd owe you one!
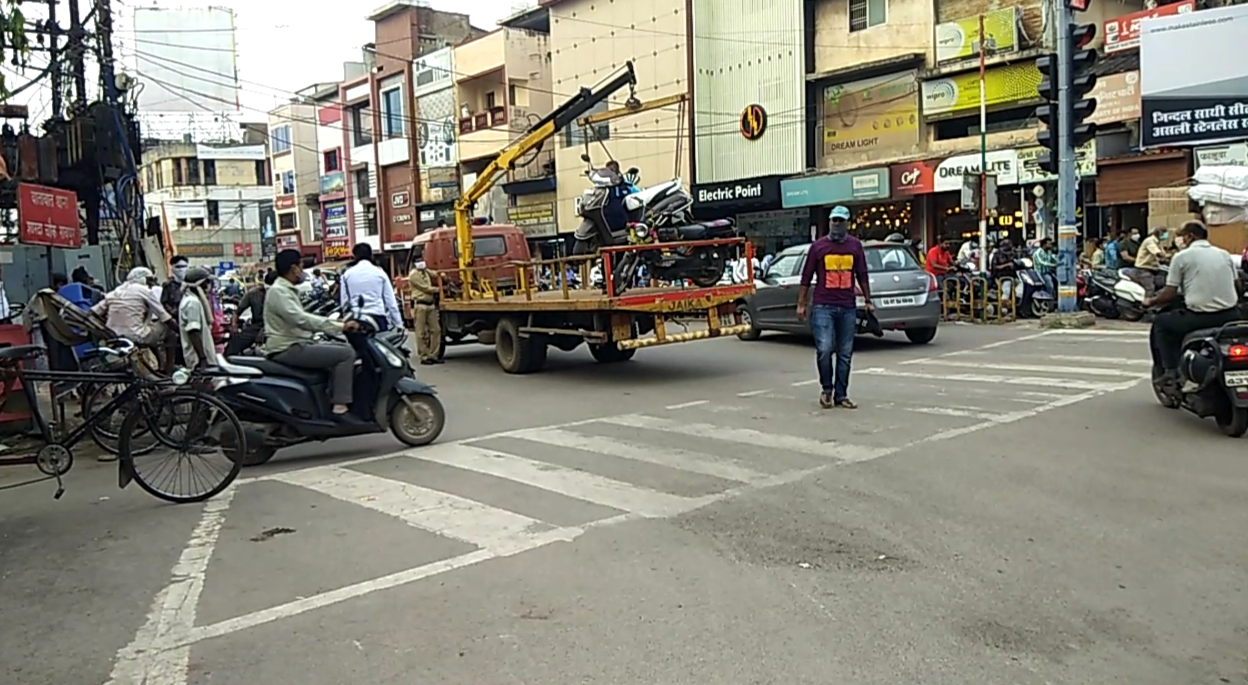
[66,0,87,106]
[976,13,989,273]
[47,0,61,119]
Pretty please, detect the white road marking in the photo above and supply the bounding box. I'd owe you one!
[416,443,692,516]
[269,466,549,548]
[791,379,819,387]
[104,488,236,685]
[1042,328,1150,337]
[510,427,769,483]
[736,388,771,397]
[599,414,888,462]
[912,359,1144,377]
[665,399,708,409]
[972,331,1054,350]
[886,404,1005,421]
[857,367,1124,391]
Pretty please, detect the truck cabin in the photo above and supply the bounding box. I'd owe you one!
[405,222,533,293]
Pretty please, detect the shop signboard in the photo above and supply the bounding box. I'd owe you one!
[921,62,1042,119]
[1016,140,1098,184]
[822,72,920,158]
[1195,142,1248,170]
[275,195,296,210]
[1140,3,1248,148]
[1088,71,1141,126]
[1104,0,1196,54]
[504,202,557,239]
[323,201,349,239]
[889,160,938,196]
[780,169,889,209]
[17,183,81,248]
[275,233,300,251]
[320,171,345,196]
[259,200,276,258]
[323,240,351,259]
[178,243,224,258]
[934,8,1020,63]
[692,177,782,209]
[932,149,1017,193]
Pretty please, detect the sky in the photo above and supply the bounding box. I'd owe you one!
[0,0,526,133]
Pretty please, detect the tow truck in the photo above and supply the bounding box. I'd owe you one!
[402,61,754,373]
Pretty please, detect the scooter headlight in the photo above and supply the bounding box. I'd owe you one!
[380,345,405,369]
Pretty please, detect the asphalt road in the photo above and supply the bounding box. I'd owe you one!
[5,322,1248,685]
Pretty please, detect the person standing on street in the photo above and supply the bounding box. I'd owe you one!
[339,242,403,332]
[796,205,872,409]
[407,259,443,365]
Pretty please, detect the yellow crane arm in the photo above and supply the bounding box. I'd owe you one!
[452,61,642,275]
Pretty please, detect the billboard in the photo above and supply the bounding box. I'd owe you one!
[934,8,1020,63]
[1140,3,1248,148]
[131,7,239,113]
[258,200,276,259]
[1104,0,1195,54]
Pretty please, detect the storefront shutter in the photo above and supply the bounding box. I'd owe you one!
[1094,153,1189,206]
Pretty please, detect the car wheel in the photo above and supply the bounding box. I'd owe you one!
[737,302,761,341]
[905,326,937,345]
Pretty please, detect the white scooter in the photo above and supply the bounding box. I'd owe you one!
[1111,267,1167,322]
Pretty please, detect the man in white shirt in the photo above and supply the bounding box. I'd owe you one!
[339,242,403,332]
[1143,221,1242,385]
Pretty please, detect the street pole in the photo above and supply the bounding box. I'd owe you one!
[47,0,61,120]
[1055,0,1078,313]
[977,13,989,273]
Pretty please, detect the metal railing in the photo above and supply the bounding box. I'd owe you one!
[940,274,1020,324]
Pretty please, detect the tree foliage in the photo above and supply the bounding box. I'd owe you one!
[0,0,32,101]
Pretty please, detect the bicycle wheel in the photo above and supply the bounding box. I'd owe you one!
[118,390,244,504]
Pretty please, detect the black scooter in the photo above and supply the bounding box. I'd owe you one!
[214,305,444,465]
[1151,299,1248,437]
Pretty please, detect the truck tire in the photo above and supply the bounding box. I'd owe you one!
[495,317,546,373]
[590,343,635,363]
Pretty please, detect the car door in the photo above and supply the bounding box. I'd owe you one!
[751,251,805,328]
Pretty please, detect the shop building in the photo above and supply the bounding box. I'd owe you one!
[690,177,805,256]
[546,0,691,233]
[412,47,460,242]
[780,168,908,242]
[267,100,323,261]
[452,23,557,251]
[315,95,350,262]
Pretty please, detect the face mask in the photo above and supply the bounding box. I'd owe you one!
[1130,232,1140,240]
[171,265,188,279]
[828,221,849,241]
[1160,231,1169,240]
[414,261,427,270]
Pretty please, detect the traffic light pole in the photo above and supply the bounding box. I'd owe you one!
[1055,0,1079,314]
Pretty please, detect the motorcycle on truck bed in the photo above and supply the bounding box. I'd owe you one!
[397,62,755,374]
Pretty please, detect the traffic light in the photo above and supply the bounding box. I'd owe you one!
[1069,23,1098,148]
[1035,53,1060,175]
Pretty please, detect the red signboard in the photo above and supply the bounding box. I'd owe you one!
[17,183,81,248]
[889,160,937,196]
[274,194,296,210]
[1104,0,1195,53]
[232,242,254,257]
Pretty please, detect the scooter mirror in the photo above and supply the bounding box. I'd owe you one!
[580,153,591,163]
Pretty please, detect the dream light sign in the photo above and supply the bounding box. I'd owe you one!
[932,149,1018,193]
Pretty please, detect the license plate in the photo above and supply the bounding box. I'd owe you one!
[877,296,917,308]
[1226,371,1248,387]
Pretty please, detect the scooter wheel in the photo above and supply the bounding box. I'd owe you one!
[390,394,445,447]
[1217,403,1248,438]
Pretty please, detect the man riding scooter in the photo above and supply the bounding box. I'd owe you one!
[264,249,362,420]
[1144,221,1241,391]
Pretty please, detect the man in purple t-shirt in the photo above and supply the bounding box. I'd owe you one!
[796,205,873,409]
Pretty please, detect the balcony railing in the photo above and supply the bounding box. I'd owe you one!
[458,107,508,134]
[508,148,555,183]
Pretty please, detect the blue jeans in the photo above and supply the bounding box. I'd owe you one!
[811,304,856,401]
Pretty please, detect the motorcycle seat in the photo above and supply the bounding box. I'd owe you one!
[227,356,327,384]
[660,219,735,241]
[1183,328,1222,345]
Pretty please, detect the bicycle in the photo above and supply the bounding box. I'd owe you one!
[0,338,246,503]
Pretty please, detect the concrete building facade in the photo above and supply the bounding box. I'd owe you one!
[267,100,322,259]
[140,140,270,267]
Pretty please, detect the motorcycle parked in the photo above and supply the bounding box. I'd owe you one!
[214,301,442,466]
[608,220,735,295]
[1082,268,1123,318]
[1151,300,1248,437]
[1014,257,1055,318]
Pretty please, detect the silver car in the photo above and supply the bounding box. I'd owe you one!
[736,240,940,344]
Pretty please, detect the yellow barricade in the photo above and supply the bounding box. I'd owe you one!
[939,275,1019,324]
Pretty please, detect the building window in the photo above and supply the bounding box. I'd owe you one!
[365,208,378,236]
[271,125,292,154]
[849,0,886,31]
[323,149,340,172]
[508,84,516,104]
[144,165,154,191]
[311,209,323,242]
[254,159,267,185]
[280,170,295,195]
[485,91,496,110]
[381,87,404,139]
[172,159,184,185]
[354,168,371,198]
[278,212,297,230]
[207,200,220,226]
[187,158,201,185]
[176,218,188,229]
[564,102,610,146]
[349,103,371,147]
[203,160,217,185]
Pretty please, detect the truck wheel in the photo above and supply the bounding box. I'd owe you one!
[495,318,546,373]
[590,343,635,363]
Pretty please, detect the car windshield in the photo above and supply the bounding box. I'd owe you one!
[866,245,920,272]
